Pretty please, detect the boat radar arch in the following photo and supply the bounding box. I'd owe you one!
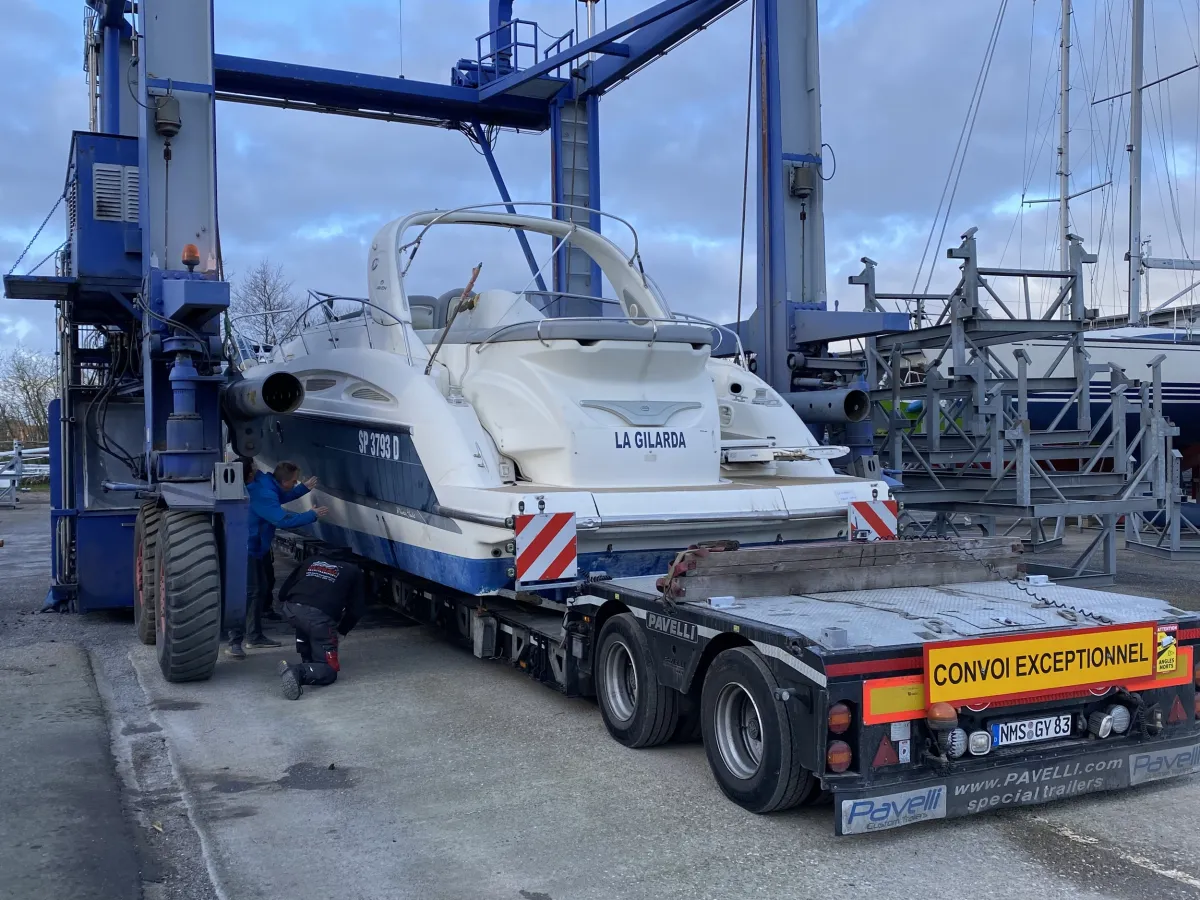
[366,207,670,325]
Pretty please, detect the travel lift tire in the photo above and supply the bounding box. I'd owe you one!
[133,503,160,645]
[154,511,223,683]
[700,646,818,813]
[596,613,680,748]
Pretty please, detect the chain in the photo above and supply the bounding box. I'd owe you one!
[7,193,65,277]
[945,535,1115,626]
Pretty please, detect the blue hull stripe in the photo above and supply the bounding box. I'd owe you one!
[306,520,681,595]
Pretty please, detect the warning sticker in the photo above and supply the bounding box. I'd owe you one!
[925,623,1156,706]
[1157,625,1178,675]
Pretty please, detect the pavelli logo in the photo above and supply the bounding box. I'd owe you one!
[841,786,947,834]
[306,562,341,583]
[646,612,697,643]
[1129,743,1200,785]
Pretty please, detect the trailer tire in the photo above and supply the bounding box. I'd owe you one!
[595,613,679,748]
[133,504,160,645]
[701,647,814,813]
[154,512,222,683]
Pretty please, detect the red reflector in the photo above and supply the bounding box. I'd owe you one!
[1170,695,1188,724]
[873,735,899,768]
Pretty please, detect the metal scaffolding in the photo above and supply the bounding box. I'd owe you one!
[854,228,1176,583]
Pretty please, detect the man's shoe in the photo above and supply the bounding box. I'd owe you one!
[280,665,303,700]
[225,642,246,660]
[245,635,282,649]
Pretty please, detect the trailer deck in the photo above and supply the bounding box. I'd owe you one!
[279,529,1200,835]
[606,576,1192,649]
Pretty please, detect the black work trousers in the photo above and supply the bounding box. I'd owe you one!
[229,553,273,644]
[279,600,340,686]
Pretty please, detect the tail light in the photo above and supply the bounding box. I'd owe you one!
[827,740,853,773]
[828,702,852,734]
[825,739,854,777]
[1088,711,1114,738]
[1107,704,1132,734]
[968,730,993,755]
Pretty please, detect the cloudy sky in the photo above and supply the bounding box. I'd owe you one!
[3,0,1199,353]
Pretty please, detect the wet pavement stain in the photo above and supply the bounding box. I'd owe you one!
[151,699,203,711]
[210,805,259,820]
[276,762,354,791]
[208,775,261,794]
[121,723,162,736]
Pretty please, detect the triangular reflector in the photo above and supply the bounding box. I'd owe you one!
[1169,695,1188,724]
[873,734,899,767]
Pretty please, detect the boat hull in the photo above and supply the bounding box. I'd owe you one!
[257,410,875,595]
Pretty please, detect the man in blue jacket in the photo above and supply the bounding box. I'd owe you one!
[228,459,329,660]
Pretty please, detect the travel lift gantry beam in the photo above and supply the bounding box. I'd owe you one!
[4,0,842,681]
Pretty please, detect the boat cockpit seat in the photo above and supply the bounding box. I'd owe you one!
[434,289,469,329]
[433,318,714,347]
[408,295,438,330]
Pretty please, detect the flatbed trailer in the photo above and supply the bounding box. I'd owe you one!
[315,534,1200,835]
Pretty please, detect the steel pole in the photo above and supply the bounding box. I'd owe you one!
[1128,0,1145,323]
[1057,0,1071,273]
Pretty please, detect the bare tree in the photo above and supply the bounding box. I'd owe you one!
[0,346,57,444]
[230,259,303,347]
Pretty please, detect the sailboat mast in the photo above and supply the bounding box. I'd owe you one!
[1128,0,1145,323]
[1058,0,1071,272]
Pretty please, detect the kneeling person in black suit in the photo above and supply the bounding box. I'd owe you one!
[276,553,366,700]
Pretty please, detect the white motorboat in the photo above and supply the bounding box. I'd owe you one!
[234,206,890,595]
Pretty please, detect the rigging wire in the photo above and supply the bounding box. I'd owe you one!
[1012,0,1041,269]
[1068,3,1120,310]
[1150,7,1192,262]
[735,0,756,338]
[1091,0,1133,315]
[914,0,1010,293]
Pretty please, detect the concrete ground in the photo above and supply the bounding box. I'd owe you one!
[6,497,1200,899]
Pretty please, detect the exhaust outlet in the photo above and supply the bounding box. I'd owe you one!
[784,389,871,424]
[223,371,304,418]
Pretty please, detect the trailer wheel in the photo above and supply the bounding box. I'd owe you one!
[133,504,160,645]
[595,613,679,748]
[701,647,814,813]
[154,511,222,683]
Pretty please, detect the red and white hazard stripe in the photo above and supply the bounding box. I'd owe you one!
[514,512,579,582]
[848,500,899,541]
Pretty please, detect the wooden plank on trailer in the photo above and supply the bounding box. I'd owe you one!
[683,545,1019,579]
[682,537,1018,568]
[680,539,1022,575]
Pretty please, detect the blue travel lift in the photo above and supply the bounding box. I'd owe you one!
[2,0,904,681]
